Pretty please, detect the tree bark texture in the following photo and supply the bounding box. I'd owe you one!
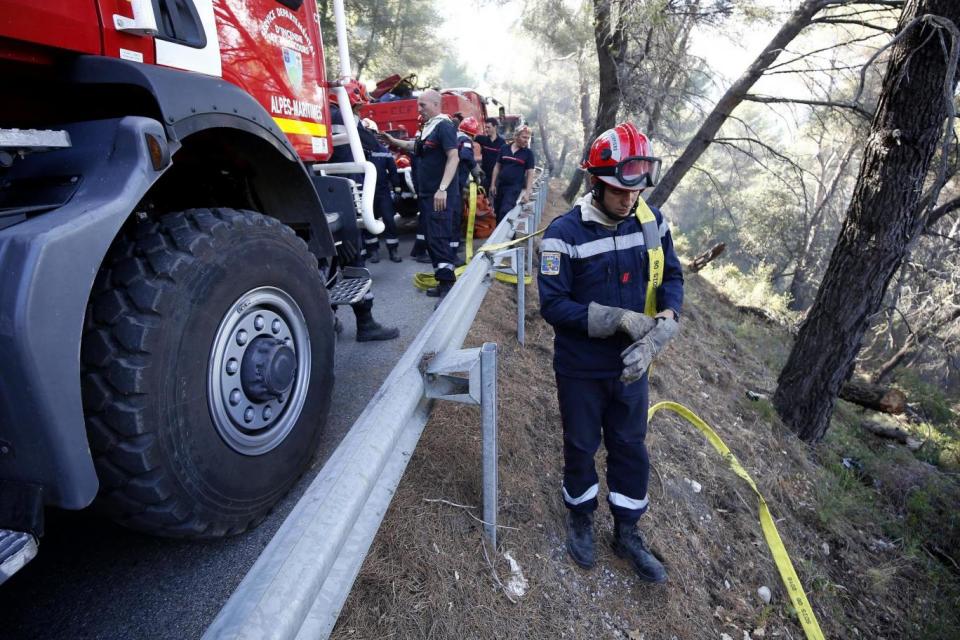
[647,0,833,208]
[536,100,557,173]
[563,0,626,203]
[562,48,595,202]
[774,0,960,442]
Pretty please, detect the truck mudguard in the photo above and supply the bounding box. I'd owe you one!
[0,117,169,509]
[69,56,336,259]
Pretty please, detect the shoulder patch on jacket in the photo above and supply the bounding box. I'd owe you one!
[540,251,561,275]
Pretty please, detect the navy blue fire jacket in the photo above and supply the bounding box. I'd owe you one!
[538,202,684,378]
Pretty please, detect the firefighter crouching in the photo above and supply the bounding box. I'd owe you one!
[381,89,460,301]
[537,122,684,582]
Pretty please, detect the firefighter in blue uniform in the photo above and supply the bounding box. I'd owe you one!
[358,118,402,264]
[382,89,460,300]
[451,116,482,264]
[490,125,535,222]
[474,117,505,192]
[327,82,400,342]
[538,122,683,583]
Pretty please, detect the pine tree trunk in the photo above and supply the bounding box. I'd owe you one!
[563,0,626,203]
[774,0,960,443]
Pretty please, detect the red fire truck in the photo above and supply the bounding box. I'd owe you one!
[0,0,380,582]
[358,77,525,217]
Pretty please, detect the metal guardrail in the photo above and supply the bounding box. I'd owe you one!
[204,172,550,640]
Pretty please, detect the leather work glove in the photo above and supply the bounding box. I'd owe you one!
[620,317,679,384]
[587,302,656,341]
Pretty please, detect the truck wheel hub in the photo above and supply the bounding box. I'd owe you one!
[208,287,312,456]
[241,337,297,401]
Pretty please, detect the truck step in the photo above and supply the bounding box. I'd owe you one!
[0,529,38,585]
[328,266,372,306]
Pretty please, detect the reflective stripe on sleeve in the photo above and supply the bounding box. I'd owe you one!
[542,233,646,260]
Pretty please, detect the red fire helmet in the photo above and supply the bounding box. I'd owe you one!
[583,122,661,190]
[331,79,369,107]
[459,116,480,137]
[396,154,412,169]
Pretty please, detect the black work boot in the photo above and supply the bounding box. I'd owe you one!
[388,245,402,263]
[353,300,399,342]
[425,281,452,298]
[612,521,666,583]
[566,511,595,569]
[368,248,381,264]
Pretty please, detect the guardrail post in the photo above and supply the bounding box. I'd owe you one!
[422,343,499,547]
[480,342,498,547]
[516,246,525,346]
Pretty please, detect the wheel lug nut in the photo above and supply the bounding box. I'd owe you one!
[254,315,264,331]
[229,389,241,406]
[271,319,282,334]
[236,329,248,346]
[263,406,273,420]
[226,358,239,375]
[244,407,254,423]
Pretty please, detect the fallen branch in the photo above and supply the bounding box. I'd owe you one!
[859,420,910,443]
[423,498,520,531]
[736,304,783,326]
[839,380,906,414]
[480,537,517,604]
[689,242,725,272]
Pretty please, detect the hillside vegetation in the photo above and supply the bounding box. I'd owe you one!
[333,183,960,640]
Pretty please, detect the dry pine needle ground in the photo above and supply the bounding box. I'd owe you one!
[332,182,959,640]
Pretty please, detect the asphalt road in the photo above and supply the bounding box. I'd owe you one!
[1,232,436,640]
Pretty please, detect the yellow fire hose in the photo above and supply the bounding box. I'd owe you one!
[635,195,824,639]
[412,183,540,290]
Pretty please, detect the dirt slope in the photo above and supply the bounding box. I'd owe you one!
[332,182,959,640]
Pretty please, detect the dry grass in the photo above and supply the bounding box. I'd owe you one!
[332,181,960,640]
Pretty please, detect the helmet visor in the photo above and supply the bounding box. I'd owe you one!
[617,156,662,188]
[589,155,662,189]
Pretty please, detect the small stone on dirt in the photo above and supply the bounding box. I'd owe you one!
[757,586,771,603]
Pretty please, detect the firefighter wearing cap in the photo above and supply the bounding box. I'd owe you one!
[382,89,460,299]
[358,118,403,264]
[537,122,683,582]
[489,125,535,222]
[326,80,400,342]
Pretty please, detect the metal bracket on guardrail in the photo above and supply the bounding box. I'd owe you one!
[423,343,499,547]
[491,247,526,345]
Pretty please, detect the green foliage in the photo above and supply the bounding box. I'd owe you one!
[895,370,958,428]
[698,262,795,319]
[317,0,444,81]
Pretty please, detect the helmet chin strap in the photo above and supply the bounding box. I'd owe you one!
[591,180,640,219]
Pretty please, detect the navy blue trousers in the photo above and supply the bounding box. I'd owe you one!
[418,195,456,283]
[556,373,651,525]
[494,183,523,222]
[362,191,400,252]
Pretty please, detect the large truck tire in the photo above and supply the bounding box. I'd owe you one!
[80,208,334,538]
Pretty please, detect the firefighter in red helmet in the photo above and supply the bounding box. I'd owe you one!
[537,122,684,582]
